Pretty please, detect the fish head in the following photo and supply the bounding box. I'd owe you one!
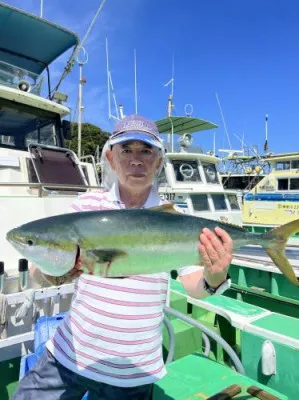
[6,218,78,277]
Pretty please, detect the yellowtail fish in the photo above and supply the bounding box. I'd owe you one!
[6,204,299,285]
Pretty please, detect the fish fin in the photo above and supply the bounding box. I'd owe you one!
[262,219,299,286]
[85,249,127,264]
[148,204,180,214]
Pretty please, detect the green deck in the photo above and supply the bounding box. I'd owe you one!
[154,354,287,399]
[0,358,20,400]
[1,279,297,399]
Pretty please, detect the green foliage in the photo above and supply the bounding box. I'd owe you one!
[65,122,110,157]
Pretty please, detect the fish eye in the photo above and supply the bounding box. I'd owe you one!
[27,239,34,246]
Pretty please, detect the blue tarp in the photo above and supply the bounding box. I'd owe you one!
[0,2,79,75]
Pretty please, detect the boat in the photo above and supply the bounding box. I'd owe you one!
[242,152,299,242]
[219,151,267,205]
[0,3,298,399]
[0,0,101,366]
[154,100,243,227]
[0,1,101,288]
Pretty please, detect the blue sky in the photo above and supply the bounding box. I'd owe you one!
[4,0,299,155]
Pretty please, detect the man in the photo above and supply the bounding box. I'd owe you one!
[12,115,233,400]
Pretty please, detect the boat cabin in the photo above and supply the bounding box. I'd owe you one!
[155,116,242,226]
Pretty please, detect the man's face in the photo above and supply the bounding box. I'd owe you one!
[106,141,162,189]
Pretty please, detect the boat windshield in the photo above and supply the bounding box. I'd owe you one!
[0,98,62,151]
[172,160,202,182]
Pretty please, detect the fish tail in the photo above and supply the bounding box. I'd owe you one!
[262,219,299,286]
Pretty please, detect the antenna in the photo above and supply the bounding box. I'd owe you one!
[76,47,88,158]
[40,0,44,18]
[106,38,111,120]
[134,49,138,114]
[80,0,107,50]
[51,0,107,98]
[264,114,268,152]
[215,92,232,149]
[213,132,216,156]
[164,54,175,117]
[105,38,120,120]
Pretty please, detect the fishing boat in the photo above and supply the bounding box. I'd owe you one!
[0,2,298,399]
[154,100,243,227]
[242,152,299,241]
[0,1,101,290]
[0,0,101,375]
[220,151,267,204]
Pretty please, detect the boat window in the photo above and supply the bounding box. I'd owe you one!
[290,178,299,190]
[278,178,288,190]
[190,194,209,211]
[156,166,167,185]
[202,163,219,183]
[172,160,201,182]
[291,160,299,169]
[211,194,227,210]
[0,98,62,151]
[227,194,240,210]
[276,161,290,170]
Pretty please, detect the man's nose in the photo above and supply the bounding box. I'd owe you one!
[130,154,143,165]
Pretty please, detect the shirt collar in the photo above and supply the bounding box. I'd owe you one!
[109,180,161,208]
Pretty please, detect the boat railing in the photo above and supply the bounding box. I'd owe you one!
[0,182,102,197]
[79,154,100,186]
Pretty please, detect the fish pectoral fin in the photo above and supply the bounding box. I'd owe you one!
[149,203,180,214]
[85,248,127,264]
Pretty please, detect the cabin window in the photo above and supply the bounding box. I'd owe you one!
[227,194,240,210]
[211,194,227,210]
[190,194,209,211]
[202,163,219,183]
[157,166,167,185]
[291,160,299,169]
[0,98,62,151]
[278,178,288,190]
[172,160,201,182]
[276,161,290,170]
[290,178,299,190]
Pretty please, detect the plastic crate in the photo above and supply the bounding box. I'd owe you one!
[19,312,88,399]
[34,312,66,352]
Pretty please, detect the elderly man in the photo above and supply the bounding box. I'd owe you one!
[12,115,233,400]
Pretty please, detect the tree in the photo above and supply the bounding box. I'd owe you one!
[65,122,110,159]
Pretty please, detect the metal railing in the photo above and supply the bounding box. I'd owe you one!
[0,182,102,197]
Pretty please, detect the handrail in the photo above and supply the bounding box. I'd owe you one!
[0,182,102,197]
[80,154,100,186]
[164,307,245,374]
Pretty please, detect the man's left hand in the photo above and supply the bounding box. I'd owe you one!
[198,226,233,288]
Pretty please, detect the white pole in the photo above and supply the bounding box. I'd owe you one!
[78,62,83,158]
[40,0,44,18]
[134,49,138,115]
[106,38,111,119]
[213,132,216,155]
[215,92,232,149]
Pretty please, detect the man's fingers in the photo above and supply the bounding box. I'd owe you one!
[200,228,225,259]
[214,227,233,251]
[198,243,212,267]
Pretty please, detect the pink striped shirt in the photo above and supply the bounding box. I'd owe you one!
[46,182,201,387]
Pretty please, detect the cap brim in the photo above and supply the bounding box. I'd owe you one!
[109,132,163,149]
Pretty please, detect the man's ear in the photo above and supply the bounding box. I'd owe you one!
[106,150,115,170]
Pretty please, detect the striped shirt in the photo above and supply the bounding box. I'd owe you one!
[46,182,201,387]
